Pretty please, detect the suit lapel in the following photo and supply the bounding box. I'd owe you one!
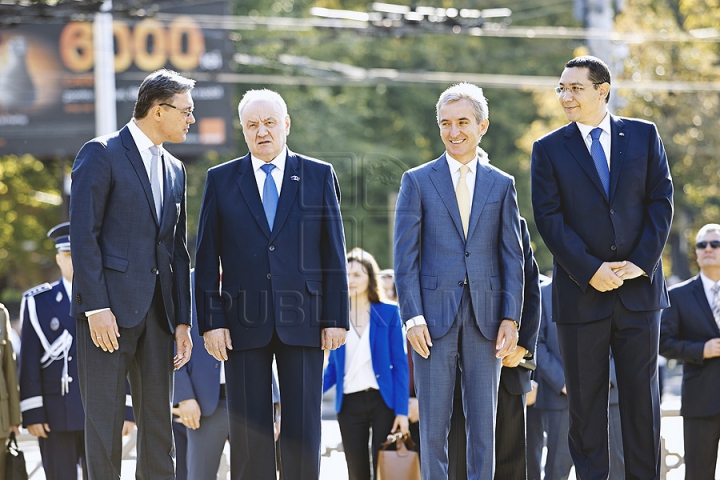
[608,115,628,202]
[691,276,720,336]
[270,150,300,242]
[429,155,465,240]
[563,123,609,202]
[236,154,271,238]
[466,163,496,242]
[120,127,161,225]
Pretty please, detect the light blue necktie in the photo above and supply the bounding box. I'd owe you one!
[261,163,278,230]
[590,127,610,197]
[149,145,163,220]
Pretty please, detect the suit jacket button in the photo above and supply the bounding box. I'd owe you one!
[458,281,463,286]
[610,209,615,215]
[267,273,272,279]
[151,268,158,274]
[269,245,275,252]
[465,252,470,257]
[610,245,617,251]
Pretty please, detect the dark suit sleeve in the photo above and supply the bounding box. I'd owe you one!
[625,124,673,279]
[518,219,541,357]
[532,140,603,290]
[393,171,424,322]
[388,307,409,416]
[69,141,113,313]
[660,289,706,365]
[195,170,225,334]
[171,162,191,327]
[319,165,349,328]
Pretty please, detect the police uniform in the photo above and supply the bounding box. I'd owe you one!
[19,223,132,480]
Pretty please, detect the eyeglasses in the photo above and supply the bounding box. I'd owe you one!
[696,240,720,250]
[554,83,602,95]
[159,103,194,118]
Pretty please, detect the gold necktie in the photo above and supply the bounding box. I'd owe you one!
[456,165,470,238]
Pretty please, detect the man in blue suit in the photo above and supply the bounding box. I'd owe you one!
[394,83,525,479]
[175,272,281,479]
[660,224,720,480]
[20,223,135,480]
[195,89,349,480]
[531,55,673,479]
[70,69,194,479]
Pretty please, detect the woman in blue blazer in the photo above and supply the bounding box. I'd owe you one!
[324,248,409,480]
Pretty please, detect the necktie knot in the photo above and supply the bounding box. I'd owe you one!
[261,163,276,175]
[459,165,470,179]
[712,284,720,295]
[149,145,160,157]
[590,127,603,141]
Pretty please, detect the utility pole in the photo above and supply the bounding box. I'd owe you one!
[576,0,628,111]
[93,0,116,136]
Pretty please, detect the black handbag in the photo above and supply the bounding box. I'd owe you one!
[4,432,28,480]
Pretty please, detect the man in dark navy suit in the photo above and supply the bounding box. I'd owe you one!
[70,70,194,479]
[532,55,673,479]
[20,223,134,480]
[195,89,348,480]
[660,224,720,480]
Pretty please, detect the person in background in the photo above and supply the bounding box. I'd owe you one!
[660,223,720,480]
[378,269,398,302]
[0,301,21,475]
[19,223,135,480]
[324,248,409,480]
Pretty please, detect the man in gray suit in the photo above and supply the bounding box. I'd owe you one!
[394,82,525,479]
[70,69,194,479]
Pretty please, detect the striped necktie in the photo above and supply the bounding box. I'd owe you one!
[711,284,720,330]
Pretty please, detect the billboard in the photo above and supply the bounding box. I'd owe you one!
[0,1,235,158]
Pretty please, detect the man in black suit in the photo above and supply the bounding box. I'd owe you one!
[660,223,720,480]
[70,69,194,479]
[531,55,673,479]
[195,89,348,480]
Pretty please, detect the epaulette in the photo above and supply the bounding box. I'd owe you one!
[23,283,52,298]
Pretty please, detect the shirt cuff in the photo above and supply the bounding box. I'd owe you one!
[404,315,427,330]
[86,308,110,317]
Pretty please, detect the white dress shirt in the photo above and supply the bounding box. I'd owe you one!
[251,149,286,200]
[576,112,612,170]
[343,323,379,394]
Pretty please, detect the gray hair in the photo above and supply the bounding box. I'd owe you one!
[436,83,489,125]
[238,89,288,119]
[696,224,720,243]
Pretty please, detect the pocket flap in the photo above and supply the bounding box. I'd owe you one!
[306,280,323,296]
[420,275,438,290]
[103,255,129,272]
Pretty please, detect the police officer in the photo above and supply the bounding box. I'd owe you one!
[19,223,134,480]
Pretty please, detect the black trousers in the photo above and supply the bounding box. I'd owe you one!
[77,282,175,480]
[684,412,720,480]
[337,389,395,480]
[38,430,86,480]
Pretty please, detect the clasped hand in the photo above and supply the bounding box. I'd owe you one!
[589,261,645,292]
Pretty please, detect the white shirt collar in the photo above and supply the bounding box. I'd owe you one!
[445,153,478,175]
[251,148,287,174]
[62,277,72,299]
[127,120,161,156]
[576,111,611,140]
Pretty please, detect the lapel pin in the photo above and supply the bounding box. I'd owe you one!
[291,175,300,181]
